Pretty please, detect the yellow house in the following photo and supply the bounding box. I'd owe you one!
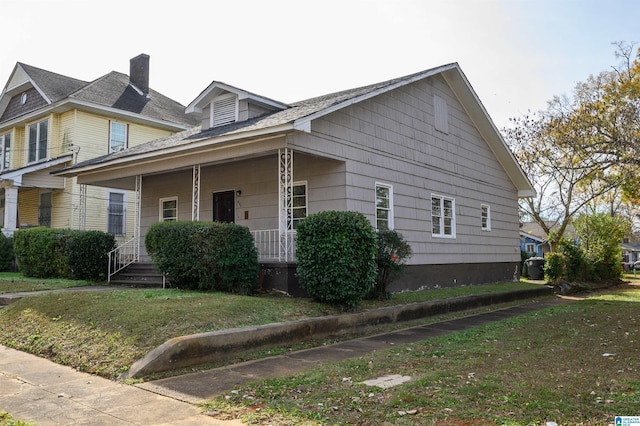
[0,54,199,242]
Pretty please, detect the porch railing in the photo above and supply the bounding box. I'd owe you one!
[251,229,296,262]
[107,236,139,282]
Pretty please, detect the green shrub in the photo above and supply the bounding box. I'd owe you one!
[296,211,377,308]
[13,228,68,278]
[369,230,412,300]
[0,233,14,272]
[13,228,114,280]
[543,252,565,281]
[65,231,115,281]
[145,221,259,294]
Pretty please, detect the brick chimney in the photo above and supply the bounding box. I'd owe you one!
[129,54,150,95]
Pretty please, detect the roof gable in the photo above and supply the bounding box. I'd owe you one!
[186,81,288,115]
[54,63,536,198]
[1,58,199,128]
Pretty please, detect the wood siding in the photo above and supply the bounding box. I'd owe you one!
[138,154,346,258]
[290,75,520,265]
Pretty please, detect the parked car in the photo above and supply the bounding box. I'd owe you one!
[634,260,640,270]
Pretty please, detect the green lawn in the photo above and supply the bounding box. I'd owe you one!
[0,278,542,379]
[203,283,640,425]
[0,272,96,293]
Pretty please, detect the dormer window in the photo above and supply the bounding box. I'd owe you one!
[211,93,238,127]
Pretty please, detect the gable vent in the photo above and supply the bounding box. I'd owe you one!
[211,94,237,127]
[434,94,449,134]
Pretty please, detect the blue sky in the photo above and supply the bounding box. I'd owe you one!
[1,0,638,129]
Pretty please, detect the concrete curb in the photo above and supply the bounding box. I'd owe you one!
[121,286,553,379]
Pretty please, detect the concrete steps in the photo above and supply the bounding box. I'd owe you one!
[110,262,164,287]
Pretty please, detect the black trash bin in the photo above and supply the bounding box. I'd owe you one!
[526,257,545,280]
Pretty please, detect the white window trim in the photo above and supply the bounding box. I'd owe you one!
[107,190,127,236]
[210,93,239,127]
[160,196,178,222]
[525,243,536,254]
[109,121,128,153]
[481,204,491,231]
[375,182,394,230]
[0,132,10,171]
[27,118,48,163]
[290,181,308,230]
[431,194,456,238]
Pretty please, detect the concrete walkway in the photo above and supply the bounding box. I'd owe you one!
[0,345,242,425]
[139,297,570,404]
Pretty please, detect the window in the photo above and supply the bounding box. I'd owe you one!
[211,94,238,127]
[525,243,536,254]
[481,204,491,231]
[289,182,307,229]
[432,195,455,238]
[28,119,48,162]
[38,192,52,228]
[375,183,393,230]
[107,192,126,235]
[109,121,127,153]
[0,132,10,170]
[160,197,178,221]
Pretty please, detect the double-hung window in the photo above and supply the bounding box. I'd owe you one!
[375,183,393,230]
[109,121,127,153]
[481,204,491,231]
[0,132,10,170]
[160,197,178,221]
[107,192,126,236]
[289,182,307,229]
[28,119,48,163]
[432,194,455,238]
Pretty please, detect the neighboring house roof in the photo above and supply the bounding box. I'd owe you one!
[0,60,199,129]
[519,231,546,244]
[520,221,577,241]
[186,80,289,114]
[54,63,535,197]
[621,243,640,252]
[16,63,88,103]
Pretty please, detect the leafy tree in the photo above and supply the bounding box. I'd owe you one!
[505,42,640,247]
[573,213,627,281]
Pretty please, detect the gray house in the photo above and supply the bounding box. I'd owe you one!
[54,63,534,292]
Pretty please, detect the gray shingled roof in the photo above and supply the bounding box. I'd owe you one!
[69,71,200,126]
[11,63,198,127]
[18,63,88,102]
[60,66,446,172]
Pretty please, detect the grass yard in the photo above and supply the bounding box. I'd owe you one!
[0,279,542,379]
[202,283,640,425]
[0,272,95,293]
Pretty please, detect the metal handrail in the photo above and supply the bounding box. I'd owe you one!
[107,236,139,282]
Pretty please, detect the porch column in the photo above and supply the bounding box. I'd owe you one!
[135,175,142,258]
[192,165,200,221]
[2,186,18,236]
[78,183,87,230]
[278,148,293,261]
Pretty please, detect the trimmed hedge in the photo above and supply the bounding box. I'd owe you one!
[0,233,14,272]
[296,211,377,308]
[13,228,115,281]
[145,221,259,294]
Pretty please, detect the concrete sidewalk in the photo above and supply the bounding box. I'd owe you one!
[139,297,570,404]
[0,345,242,425]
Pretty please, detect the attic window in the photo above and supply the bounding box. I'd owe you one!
[211,94,238,127]
[20,92,27,105]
